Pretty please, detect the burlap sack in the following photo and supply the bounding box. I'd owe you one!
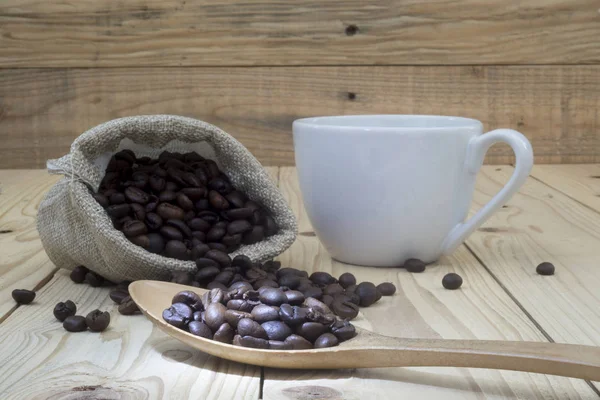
[37,115,297,282]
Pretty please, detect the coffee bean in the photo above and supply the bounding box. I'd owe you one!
[214,270,234,286]
[284,290,305,305]
[227,220,252,235]
[118,296,140,315]
[229,281,254,292]
[222,234,243,248]
[188,321,213,339]
[405,258,426,273]
[227,299,254,313]
[123,220,148,237]
[250,304,280,323]
[237,318,268,339]
[355,282,379,307]
[321,295,334,308]
[205,249,232,268]
[86,309,111,332]
[109,192,126,205]
[278,274,301,289]
[213,322,235,344]
[70,265,89,283]
[344,291,361,306]
[207,281,228,291]
[262,321,293,341]
[106,204,131,219]
[284,334,313,349]
[145,199,159,213]
[180,187,206,201]
[208,177,231,194]
[172,290,204,311]
[188,217,212,232]
[314,333,339,349]
[206,226,226,242]
[147,233,165,254]
[225,191,247,208]
[330,319,357,342]
[171,271,193,286]
[254,279,279,290]
[53,300,77,321]
[92,193,110,208]
[190,243,211,260]
[196,266,221,283]
[536,262,555,276]
[164,240,189,260]
[250,210,267,225]
[163,302,193,329]
[345,284,357,294]
[177,193,194,211]
[338,273,356,289]
[277,268,309,279]
[268,340,292,350]
[204,303,227,331]
[184,210,196,221]
[209,190,229,210]
[332,299,359,320]
[145,213,163,230]
[264,216,278,236]
[309,272,336,286]
[302,286,323,300]
[442,273,463,289]
[244,200,261,211]
[259,288,287,306]
[149,174,166,192]
[166,219,193,238]
[323,283,344,296]
[130,203,146,221]
[201,288,226,306]
[109,289,129,305]
[208,242,228,252]
[85,271,105,287]
[158,190,177,203]
[377,282,397,296]
[63,316,88,332]
[182,172,203,188]
[125,187,149,204]
[160,225,184,241]
[225,310,253,328]
[234,335,270,349]
[223,208,254,220]
[157,203,185,221]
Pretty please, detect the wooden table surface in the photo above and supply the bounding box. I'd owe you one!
[0,165,599,399]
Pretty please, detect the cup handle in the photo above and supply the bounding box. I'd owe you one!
[441,129,534,255]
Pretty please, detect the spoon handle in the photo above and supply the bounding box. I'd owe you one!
[347,336,600,380]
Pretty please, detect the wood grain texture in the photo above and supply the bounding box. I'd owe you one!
[1,0,599,67]
[530,165,600,212]
[0,270,261,399]
[2,66,600,168]
[0,170,60,321]
[264,167,597,399]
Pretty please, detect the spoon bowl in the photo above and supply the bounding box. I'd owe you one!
[129,280,600,378]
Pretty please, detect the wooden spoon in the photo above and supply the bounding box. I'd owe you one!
[129,280,600,380]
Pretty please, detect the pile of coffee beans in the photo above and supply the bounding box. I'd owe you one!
[60,309,111,333]
[164,287,357,350]
[92,150,278,260]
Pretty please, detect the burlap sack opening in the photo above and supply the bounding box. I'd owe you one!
[37,115,297,282]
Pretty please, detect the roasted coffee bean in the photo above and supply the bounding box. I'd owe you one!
[223,208,254,221]
[157,203,185,221]
[225,310,253,328]
[159,225,184,241]
[124,187,149,204]
[332,299,359,320]
[209,190,229,210]
[180,187,206,201]
[200,289,225,307]
[165,181,179,192]
[63,316,88,332]
[227,220,252,235]
[284,334,313,350]
[208,177,230,193]
[176,193,194,211]
[377,282,397,296]
[344,292,361,306]
[207,281,228,291]
[147,233,165,254]
[277,268,309,279]
[130,203,146,221]
[237,318,268,339]
[92,193,110,208]
[109,192,126,205]
[205,249,232,268]
[250,210,267,225]
[180,172,202,188]
[321,295,334,308]
[206,226,226,242]
[123,220,148,237]
[172,291,204,311]
[330,319,357,341]
[164,240,189,260]
[166,168,187,186]
[190,243,210,260]
[221,191,244,209]
[279,304,308,326]
[208,242,228,252]
[304,297,334,316]
[250,304,280,323]
[227,299,253,313]
[323,283,344,296]
[129,234,149,248]
[163,302,193,329]
[188,321,213,339]
[194,198,210,211]
[214,270,234,286]
[229,281,254,292]
[204,303,228,331]
[166,219,193,238]
[259,288,287,306]
[221,234,242,248]
[195,256,220,270]
[109,289,129,305]
[188,220,211,235]
[234,335,270,349]
[170,271,193,286]
[442,273,463,289]
[106,204,131,219]
[284,290,305,305]
[309,272,336,286]
[212,322,235,343]
[145,199,159,213]
[145,213,163,231]
[115,149,136,164]
[405,258,426,273]
[314,333,339,349]
[295,281,314,293]
[86,309,111,332]
[70,265,89,283]
[262,321,293,341]
[196,266,221,283]
[338,273,356,289]
[159,190,177,203]
[245,267,268,283]
[184,210,196,221]
[355,282,379,307]
[344,284,357,294]
[302,286,323,300]
[85,271,105,287]
[264,216,278,236]
[253,279,279,290]
[268,340,292,350]
[149,174,166,192]
[278,274,301,289]
[244,200,261,212]
[53,300,77,321]
[536,262,555,276]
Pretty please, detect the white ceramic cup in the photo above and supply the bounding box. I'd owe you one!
[293,115,533,267]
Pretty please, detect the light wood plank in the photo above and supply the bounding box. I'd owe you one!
[1,0,599,67]
[2,66,600,169]
[0,270,261,399]
[264,167,596,399]
[530,165,600,213]
[0,170,61,321]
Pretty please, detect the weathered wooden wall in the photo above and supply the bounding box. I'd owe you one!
[1,1,599,167]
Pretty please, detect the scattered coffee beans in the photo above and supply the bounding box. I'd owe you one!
[118,296,140,315]
[442,273,463,290]
[404,258,426,273]
[63,315,88,332]
[12,289,36,305]
[376,282,396,296]
[92,150,279,260]
[70,266,89,283]
[86,310,111,332]
[536,262,555,276]
[54,300,77,322]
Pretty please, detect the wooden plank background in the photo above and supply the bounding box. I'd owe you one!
[0,0,599,167]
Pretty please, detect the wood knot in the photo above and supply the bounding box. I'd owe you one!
[347,92,356,100]
[0,229,13,234]
[345,24,359,36]
[162,349,192,362]
[282,385,342,400]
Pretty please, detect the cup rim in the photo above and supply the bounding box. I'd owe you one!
[293,114,483,130]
